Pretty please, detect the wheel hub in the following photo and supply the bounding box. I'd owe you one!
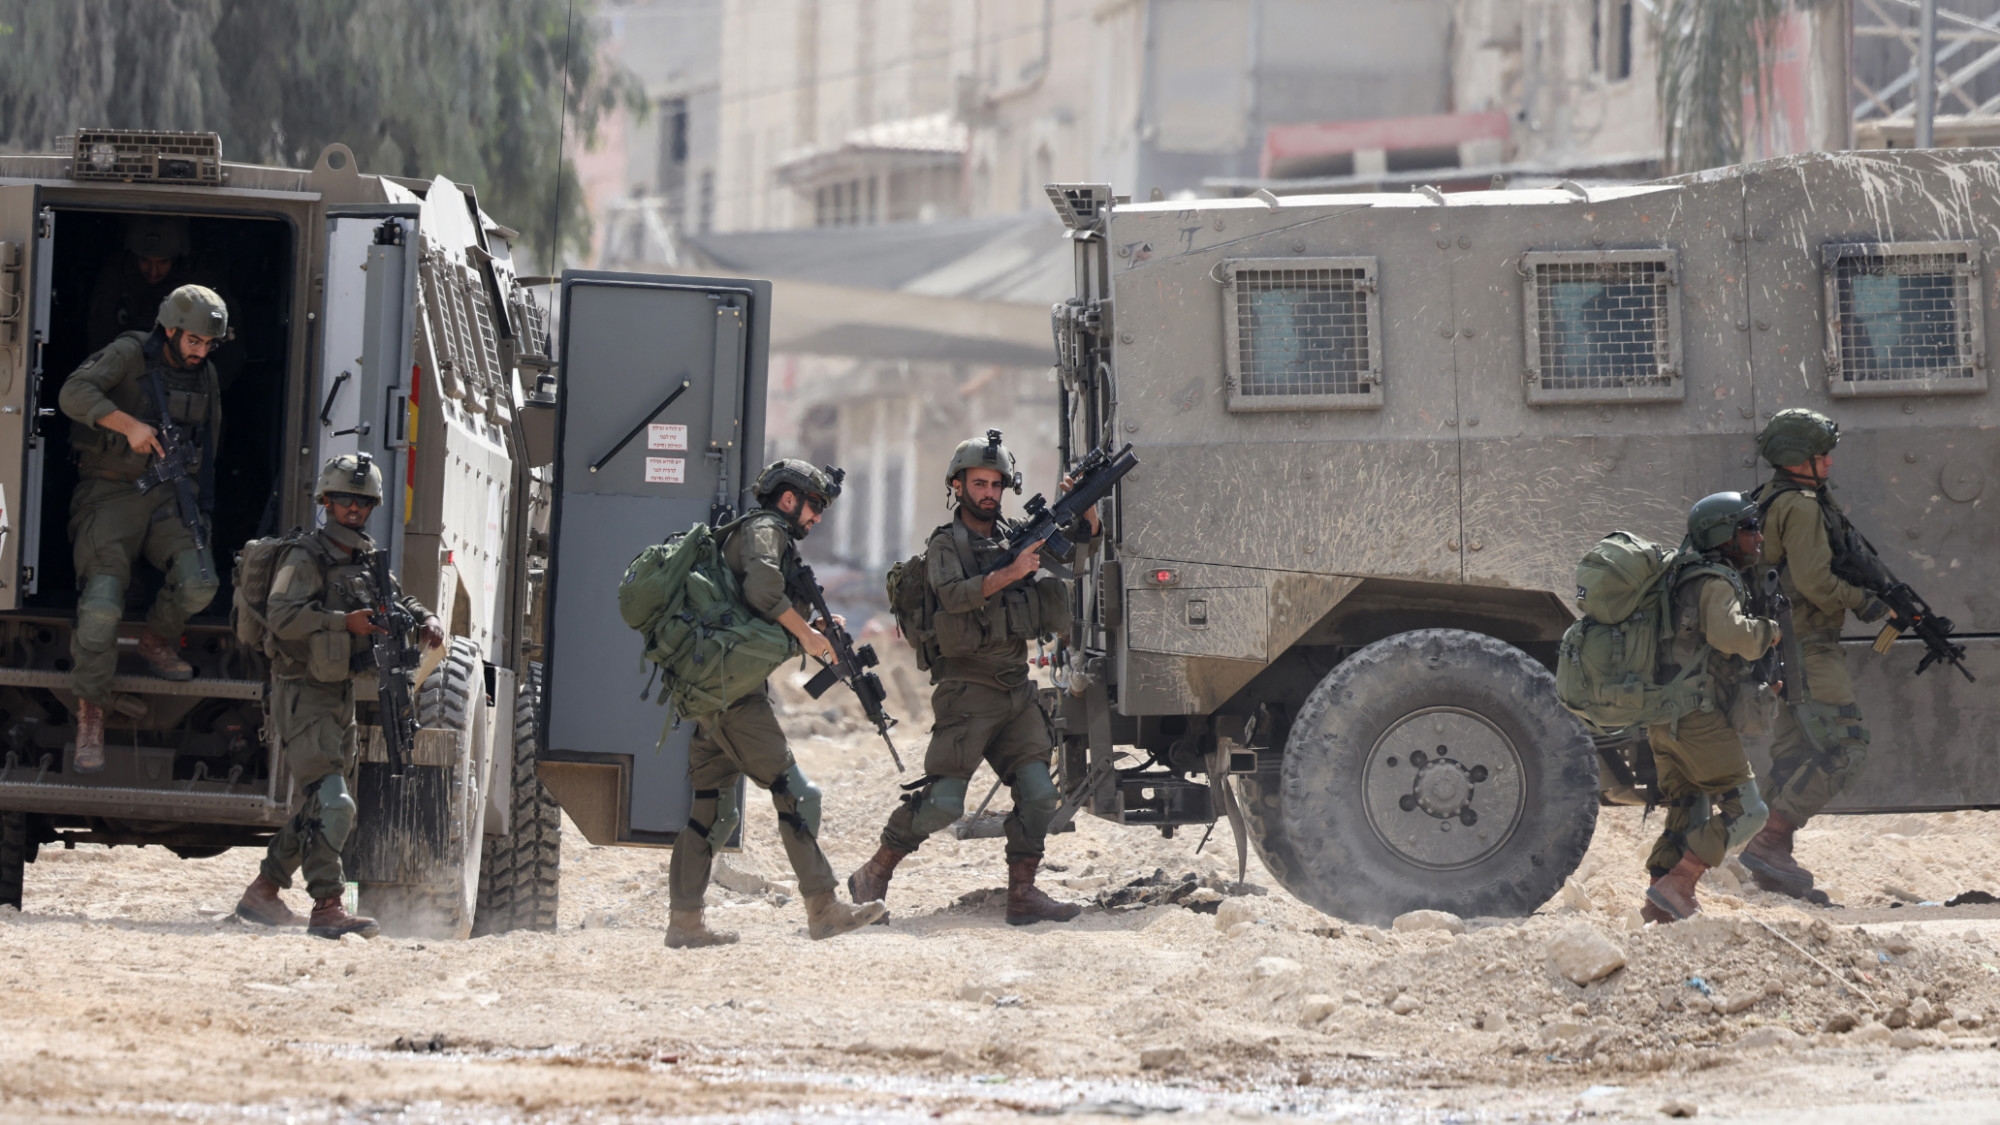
[1363,707,1526,870]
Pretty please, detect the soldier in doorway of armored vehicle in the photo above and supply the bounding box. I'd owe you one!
[850,431,1098,926]
[663,460,889,948]
[1738,409,1890,903]
[1642,494,1782,922]
[233,454,445,938]
[57,285,233,773]
[85,217,195,351]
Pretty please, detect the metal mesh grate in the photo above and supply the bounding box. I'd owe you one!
[1532,259,1673,389]
[70,129,223,184]
[1232,268,1373,397]
[1832,251,1976,383]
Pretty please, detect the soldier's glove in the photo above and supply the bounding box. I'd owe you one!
[1856,596,1891,624]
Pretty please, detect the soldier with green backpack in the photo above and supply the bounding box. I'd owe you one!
[624,459,887,948]
[1555,494,1781,921]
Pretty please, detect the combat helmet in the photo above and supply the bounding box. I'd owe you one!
[314,452,385,504]
[946,429,1022,494]
[1687,491,1759,553]
[1756,408,1839,468]
[156,284,230,340]
[125,216,189,260]
[753,459,843,510]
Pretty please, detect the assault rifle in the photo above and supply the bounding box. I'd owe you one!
[1751,568,1805,704]
[789,564,904,771]
[985,443,1139,576]
[364,548,422,777]
[133,368,215,583]
[1831,528,1975,683]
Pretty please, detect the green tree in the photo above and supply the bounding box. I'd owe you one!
[0,0,640,265]
[1657,0,1833,174]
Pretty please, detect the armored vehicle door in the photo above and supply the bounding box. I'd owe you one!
[538,271,770,845]
[317,205,420,567]
[0,189,51,610]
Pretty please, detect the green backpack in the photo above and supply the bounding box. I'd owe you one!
[618,518,798,722]
[1553,531,1717,736]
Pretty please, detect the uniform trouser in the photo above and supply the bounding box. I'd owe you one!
[67,479,219,706]
[1764,634,1870,828]
[1644,708,1766,874]
[259,678,360,901]
[668,690,837,911]
[881,680,1059,862]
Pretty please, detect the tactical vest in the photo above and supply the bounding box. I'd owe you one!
[72,330,215,483]
[268,532,375,683]
[1750,477,1859,627]
[1665,563,1753,683]
[930,517,1066,659]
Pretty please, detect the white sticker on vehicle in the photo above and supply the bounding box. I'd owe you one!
[648,423,688,451]
[645,457,686,484]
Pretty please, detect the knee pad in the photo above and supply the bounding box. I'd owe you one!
[1010,760,1061,841]
[685,787,737,848]
[908,777,969,838]
[74,575,125,652]
[1726,779,1769,853]
[314,774,357,850]
[165,548,220,616]
[772,764,823,838]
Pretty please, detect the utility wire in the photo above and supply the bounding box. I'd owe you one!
[546,0,579,275]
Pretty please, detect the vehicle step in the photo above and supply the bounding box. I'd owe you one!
[0,669,264,700]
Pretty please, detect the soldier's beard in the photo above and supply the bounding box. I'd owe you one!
[966,497,1001,521]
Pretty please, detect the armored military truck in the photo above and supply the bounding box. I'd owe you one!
[1042,150,1999,923]
[0,130,583,936]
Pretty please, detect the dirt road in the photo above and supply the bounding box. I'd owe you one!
[10,672,2000,1122]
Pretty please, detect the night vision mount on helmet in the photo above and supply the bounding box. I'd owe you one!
[946,429,1022,494]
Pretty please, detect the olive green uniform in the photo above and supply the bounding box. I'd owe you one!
[1644,569,1777,875]
[257,522,432,900]
[1757,479,1872,827]
[57,331,223,707]
[667,509,838,912]
[879,514,1085,861]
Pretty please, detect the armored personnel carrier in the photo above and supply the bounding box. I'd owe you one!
[0,130,776,935]
[1043,150,1999,922]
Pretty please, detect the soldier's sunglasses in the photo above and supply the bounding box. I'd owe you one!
[1736,516,1761,532]
[325,492,379,509]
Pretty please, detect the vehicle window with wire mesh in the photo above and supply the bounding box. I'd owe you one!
[1831,249,1976,385]
[1232,267,1374,398]
[1531,259,1673,390]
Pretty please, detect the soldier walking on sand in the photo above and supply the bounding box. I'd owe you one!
[1739,409,1889,903]
[57,285,230,772]
[1642,493,1782,922]
[663,460,888,948]
[849,431,1097,926]
[233,454,445,938]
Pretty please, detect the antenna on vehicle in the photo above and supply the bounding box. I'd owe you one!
[543,0,578,275]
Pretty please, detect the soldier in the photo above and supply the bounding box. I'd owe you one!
[848,432,1098,926]
[233,454,444,938]
[664,460,888,948]
[57,285,230,772]
[1642,493,1780,922]
[86,217,195,351]
[1739,409,1888,901]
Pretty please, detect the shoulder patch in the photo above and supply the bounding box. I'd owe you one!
[271,565,298,597]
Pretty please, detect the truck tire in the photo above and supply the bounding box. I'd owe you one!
[1,811,26,910]
[1233,770,1304,889]
[359,636,486,939]
[1277,629,1597,924]
[472,664,560,935]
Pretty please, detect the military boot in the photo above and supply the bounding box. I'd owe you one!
[846,845,906,924]
[805,892,887,940]
[1645,853,1708,921]
[1638,874,1674,925]
[73,700,106,774]
[235,874,305,927]
[664,908,739,949]
[1005,857,1084,926]
[308,896,380,939]
[137,630,194,681]
[1740,811,1816,897]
